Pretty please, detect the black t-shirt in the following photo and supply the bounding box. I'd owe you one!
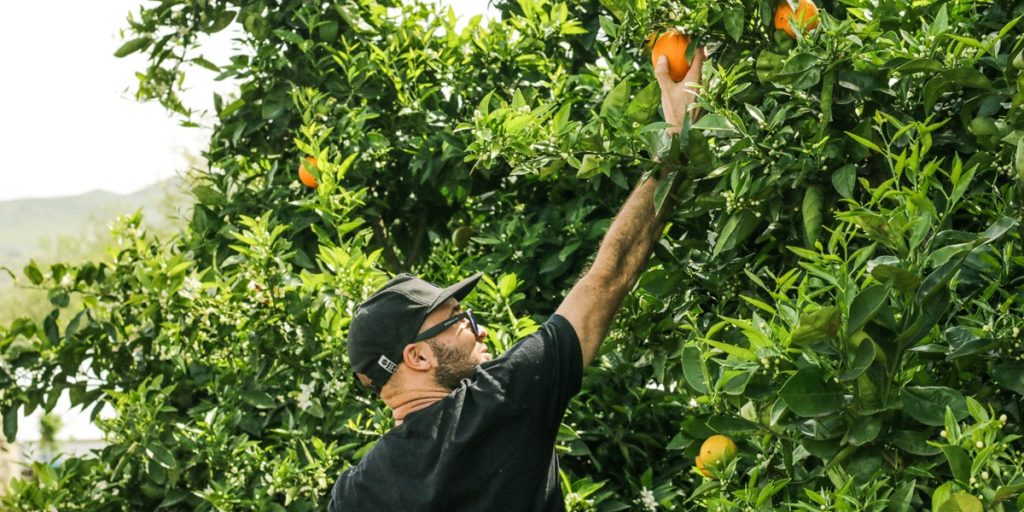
[328,314,583,511]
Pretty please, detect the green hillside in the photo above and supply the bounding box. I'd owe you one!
[0,177,191,324]
[0,178,188,268]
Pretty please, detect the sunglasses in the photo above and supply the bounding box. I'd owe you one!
[413,309,480,342]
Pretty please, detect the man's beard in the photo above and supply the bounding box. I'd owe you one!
[427,338,478,390]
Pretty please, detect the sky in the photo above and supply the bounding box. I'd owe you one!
[3,0,495,445]
[0,0,494,202]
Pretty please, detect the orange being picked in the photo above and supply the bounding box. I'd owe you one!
[774,0,820,39]
[695,455,711,477]
[298,156,319,188]
[651,31,691,82]
[699,434,737,469]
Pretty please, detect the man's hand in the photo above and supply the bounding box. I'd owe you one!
[654,48,706,135]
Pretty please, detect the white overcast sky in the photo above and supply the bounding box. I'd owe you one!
[0,0,494,202]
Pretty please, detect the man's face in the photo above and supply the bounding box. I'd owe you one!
[417,298,490,389]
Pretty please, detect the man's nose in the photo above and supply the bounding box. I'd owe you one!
[474,325,488,341]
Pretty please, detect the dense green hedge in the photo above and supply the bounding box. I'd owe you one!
[2,0,1024,510]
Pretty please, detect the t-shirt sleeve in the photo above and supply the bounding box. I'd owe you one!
[491,313,583,422]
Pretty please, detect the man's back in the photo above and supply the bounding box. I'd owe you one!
[329,315,582,511]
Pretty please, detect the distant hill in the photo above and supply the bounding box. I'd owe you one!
[0,176,192,282]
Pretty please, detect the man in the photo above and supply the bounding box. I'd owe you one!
[327,50,706,511]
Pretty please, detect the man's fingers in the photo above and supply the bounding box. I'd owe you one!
[683,47,706,85]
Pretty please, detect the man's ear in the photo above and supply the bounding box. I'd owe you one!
[403,342,435,370]
[356,373,374,387]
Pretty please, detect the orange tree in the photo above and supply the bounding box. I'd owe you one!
[2,0,1024,510]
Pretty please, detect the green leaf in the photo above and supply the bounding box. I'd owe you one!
[931,5,949,35]
[48,288,69,308]
[723,4,745,41]
[916,254,967,304]
[801,186,822,245]
[940,445,972,485]
[146,443,178,470]
[262,100,285,120]
[713,210,759,256]
[640,123,673,159]
[922,76,952,112]
[318,21,339,41]
[992,362,1024,395]
[791,306,841,345]
[839,337,876,381]
[831,164,856,199]
[706,415,759,434]
[665,432,689,450]
[847,285,888,336]
[24,261,43,285]
[845,131,883,154]
[944,326,997,361]
[158,490,190,509]
[896,58,944,73]
[942,68,993,89]
[846,414,881,446]
[901,386,967,426]
[624,82,659,125]
[866,256,920,293]
[888,480,916,512]
[114,37,153,58]
[705,340,758,361]
[335,3,374,34]
[241,390,276,409]
[938,492,983,512]
[1015,138,1024,183]
[192,185,226,206]
[994,483,1024,504]
[577,154,605,179]
[3,405,18,442]
[767,53,821,90]
[979,216,1018,244]
[681,346,708,393]
[653,171,675,217]
[43,311,60,346]
[932,482,956,512]
[892,430,941,456]
[598,0,631,21]
[600,80,630,118]
[683,128,714,172]
[691,114,736,133]
[209,10,236,33]
[779,367,844,417]
[755,51,784,83]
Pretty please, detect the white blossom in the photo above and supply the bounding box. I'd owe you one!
[297,382,315,410]
[639,487,658,511]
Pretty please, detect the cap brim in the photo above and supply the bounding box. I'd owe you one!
[428,273,482,312]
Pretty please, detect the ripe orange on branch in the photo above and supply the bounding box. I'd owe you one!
[694,434,737,478]
[774,0,820,39]
[650,31,691,82]
[298,156,319,188]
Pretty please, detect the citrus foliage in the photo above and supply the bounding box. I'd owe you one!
[3,0,1024,510]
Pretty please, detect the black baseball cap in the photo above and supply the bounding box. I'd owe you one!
[348,272,483,393]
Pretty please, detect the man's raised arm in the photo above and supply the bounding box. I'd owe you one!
[556,49,705,368]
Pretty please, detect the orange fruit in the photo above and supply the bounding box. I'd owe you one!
[774,0,820,39]
[651,31,691,82]
[695,455,711,477]
[298,156,319,188]
[699,434,737,469]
